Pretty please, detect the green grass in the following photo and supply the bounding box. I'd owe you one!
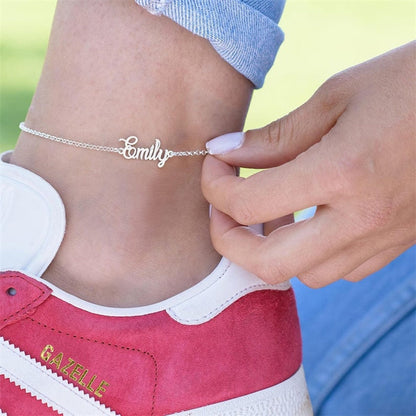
[0,1,55,148]
[1,0,415,153]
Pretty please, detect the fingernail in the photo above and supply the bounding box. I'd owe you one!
[206,132,245,155]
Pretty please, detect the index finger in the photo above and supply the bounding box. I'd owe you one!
[201,143,335,225]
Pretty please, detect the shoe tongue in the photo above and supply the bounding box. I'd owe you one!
[0,271,52,330]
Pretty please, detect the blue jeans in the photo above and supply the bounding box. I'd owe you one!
[292,245,416,415]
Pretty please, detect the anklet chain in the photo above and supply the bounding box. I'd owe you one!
[19,122,209,168]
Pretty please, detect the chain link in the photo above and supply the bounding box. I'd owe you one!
[170,150,209,157]
[19,122,208,158]
[19,123,122,154]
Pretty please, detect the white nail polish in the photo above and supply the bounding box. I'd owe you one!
[206,132,245,155]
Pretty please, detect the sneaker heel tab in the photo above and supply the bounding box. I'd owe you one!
[0,271,52,329]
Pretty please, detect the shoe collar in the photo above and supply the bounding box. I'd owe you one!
[0,150,66,277]
[0,150,290,322]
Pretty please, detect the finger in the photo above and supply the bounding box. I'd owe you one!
[209,207,266,273]
[343,245,411,282]
[296,237,394,288]
[210,205,353,284]
[206,79,348,169]
[202,147,335,225]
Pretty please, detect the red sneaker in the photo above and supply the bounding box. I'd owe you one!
[0,151,312,415]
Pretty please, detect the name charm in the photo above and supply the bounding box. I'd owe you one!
[119,136,173,168]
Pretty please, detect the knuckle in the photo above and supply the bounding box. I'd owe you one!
[298,271,325,289]
[324,150,365,198]
[344,273,365,283]
[253,258,293,284]
[228,188,257,225]
[265,113,296,148]
[324,149,395,235]
[327,148,396,235]
[357,199,395,234]
[317,72,351,110]
[253,264,276,284]
[321,73,345,92]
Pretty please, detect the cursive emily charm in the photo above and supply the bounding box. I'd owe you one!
[119,136,172,168]
[18,122,209,168]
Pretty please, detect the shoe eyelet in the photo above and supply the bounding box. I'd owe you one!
[6,287,17,296]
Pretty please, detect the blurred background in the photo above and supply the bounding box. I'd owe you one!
[0,0,415,153]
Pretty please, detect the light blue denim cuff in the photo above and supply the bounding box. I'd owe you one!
[135,0,285,88]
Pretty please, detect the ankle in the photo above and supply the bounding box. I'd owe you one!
[42,233,221,307]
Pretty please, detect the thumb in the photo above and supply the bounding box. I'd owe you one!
[206,82,347,169]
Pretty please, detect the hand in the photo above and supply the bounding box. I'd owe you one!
[201,41,416,288]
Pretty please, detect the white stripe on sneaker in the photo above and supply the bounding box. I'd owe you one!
[0,337,119,416]
[167,261,291,325]
[168,366,313,416]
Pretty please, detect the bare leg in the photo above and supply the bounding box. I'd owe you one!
[11,0,252,306]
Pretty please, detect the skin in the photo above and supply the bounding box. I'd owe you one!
[11,0,253,306]
[202,41,416,288]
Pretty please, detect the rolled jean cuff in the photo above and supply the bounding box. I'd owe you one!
[135,0,285,88]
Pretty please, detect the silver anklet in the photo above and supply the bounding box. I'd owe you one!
[19,122,209,168]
